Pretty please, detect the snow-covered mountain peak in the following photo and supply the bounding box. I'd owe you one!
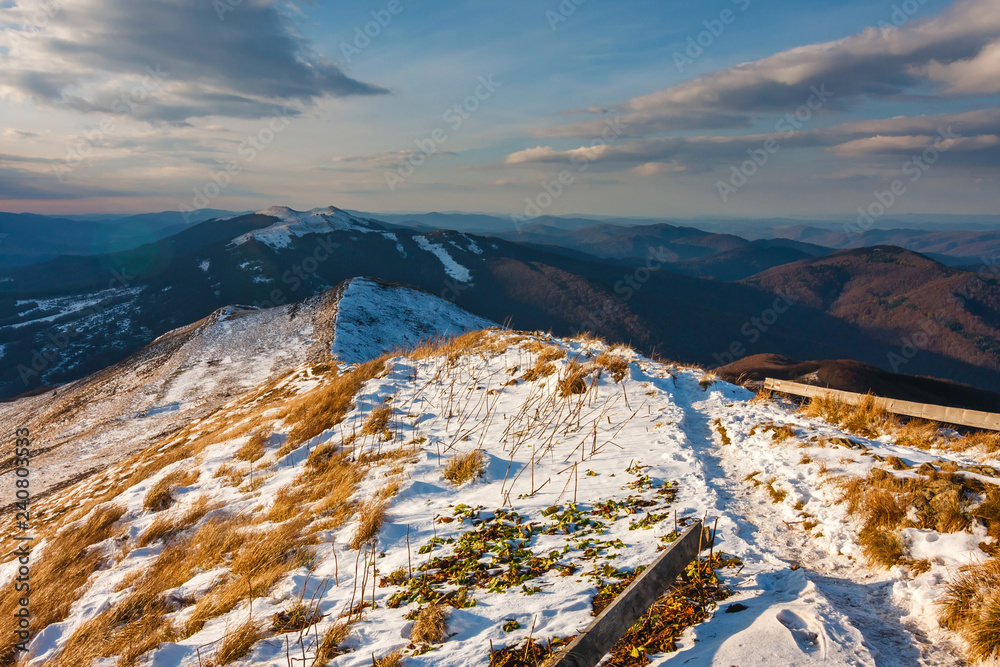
[233,205,382,249]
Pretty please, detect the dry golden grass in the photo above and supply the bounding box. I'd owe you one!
[894,420,944,450]
[594,351,630,383]
[349,498,388,549]
[373,649,404,667]
[698,373,720,390]
[56,512,258,665]
[283,357,387,447]
[271,602,321,633]
[556,361,590,397]
[713,419,732,446]
[836,468,992,569]
[2,504,134,667]
[362,401,395,439]
[235,429,270,462]
[215,462,246,487]
[266,484,313,523]
[315,620,352,665]
[521,345,566,382]
[443,450,485,486]
[940,558,1000,662]
[208,620,263,666]
[138,495,218,547]
[410,604,449,644]
[765,478,787,504]
[376,479,402,501]
[960,430,1000,454]
[0,503,126,665]
[858,526,905,568]
[144,468,199,512]
[187,519,312,635]
[406,329,512,363]
[770,424,797,443]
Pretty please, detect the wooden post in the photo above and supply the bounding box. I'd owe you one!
[549,521,710,667]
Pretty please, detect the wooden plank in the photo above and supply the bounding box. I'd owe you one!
[764,378,1000,431]
[550,520,709,667]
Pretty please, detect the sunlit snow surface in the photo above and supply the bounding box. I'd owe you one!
[3,326,989,666]
[231,206,382,249]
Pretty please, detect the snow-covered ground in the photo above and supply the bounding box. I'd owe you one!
[0,279,490,503]
[3,327,995,666]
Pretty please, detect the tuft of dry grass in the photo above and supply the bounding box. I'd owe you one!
[215,462,246,487]
[362,401,395,440]
[803,394,900,439]
[208,620,263,666]
[698,373,719,390]
[235,429,270,462]
[410,604,449,644]
[770,424,797,443]
[940,558,1000,662]
[271,602,322,633]
[143,468,199,512]
[315,621,352,665]
[349,498,388,550]
[557,361,591,397]
[443,450,486,486]
[373,649,404,667]
[594,351,630,383]
[765,478,787,504]
[959,430,1000,454]
[858,526,905,568]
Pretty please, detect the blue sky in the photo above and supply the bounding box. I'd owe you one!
[0,0,997,219]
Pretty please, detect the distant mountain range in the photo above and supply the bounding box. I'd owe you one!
[1,206,998,400]
[0,209,228,268]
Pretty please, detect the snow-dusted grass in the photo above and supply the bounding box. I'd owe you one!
[5,330,1000,666]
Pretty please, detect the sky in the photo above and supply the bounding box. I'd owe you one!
[0,0,998,219]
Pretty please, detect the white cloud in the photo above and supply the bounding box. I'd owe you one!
[0,0,386,123]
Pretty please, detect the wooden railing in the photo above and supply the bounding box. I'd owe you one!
[763,378,1000,431]
[550,520,711,667]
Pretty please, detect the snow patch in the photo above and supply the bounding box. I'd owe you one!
[231,206,379,249]
[414,235,472,282]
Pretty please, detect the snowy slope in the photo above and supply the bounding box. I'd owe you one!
[231,207,385,249]
[3,329,996,666]
[332,278,492,363]
[0,279,491,504]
